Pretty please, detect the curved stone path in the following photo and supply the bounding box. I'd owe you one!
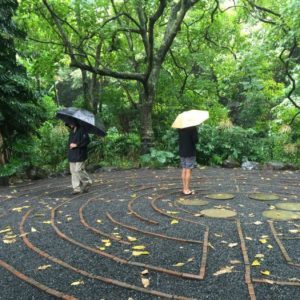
[0,167,300,299]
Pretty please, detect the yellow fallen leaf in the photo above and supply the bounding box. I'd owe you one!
[127,236,137,242]
[213,266,234,276]
[261,235,269,238]
[173,262,185,267]
[42,221,51,224]
[96,219,102,223]
[166,211,179,214]
[31,227,37,232]
[251,259,260,266]
[4,234,17,239]
[141,269,149,275]
[230,260,242,265]
[289,229,299,234]
[246,236,253,241]
[253,221,263,225]
[104,242,111,247]
[187,257,194,262]
[267,244,273,249]
[255,254,264,258]
[228,243,238,248]
[132,245,146,250]
[141,277,150,288]
[131,194,137,198]
[132,251,149,256]
[102,239,110,243]
[97,247,106,251]
[11,206,30,212]
[70,280,84,286]
[0,227,12,234]
[3,239,16,244]
[38,265,52,270]
[261,270,270,276]
[259,239,268,244]
[171,219,179,225]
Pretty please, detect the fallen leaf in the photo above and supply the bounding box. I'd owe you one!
[261,235,269,239]
[31,227,37,232]
[230,260,242,265]
[187,257,194,262]
[132,245,146,250]
[261,270,270,276]
[141,269,149,275]
[11,206,30,212]
[255,254,264,258]
[253,221,263,225]
[166,211,179,214]
[171,219,179,225]
[127,236,137,242]
[228,243,238,248]
[194,213,202,217]
[96,219,102,223]
[267,244,273,249]
[105,242,111,247]
[42,221,51,224]
[214,233,222,237]
[259,239,268,244]
[289,229,299,234]
[131,194,137,198]
[70,280,84,286]
[251,259,260,266]
[132,251,149,256]
[246,237,253,241]
[0,227,12,234]
[102,239,110,243]
[213,266,234,276]
[173,262,185,267]
[3,239,16,244]
[141,277,150,288]
[38,265,51,270]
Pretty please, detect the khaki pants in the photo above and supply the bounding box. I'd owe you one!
[70,162,92,192]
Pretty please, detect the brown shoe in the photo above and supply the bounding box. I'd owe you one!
[82,182,92,193]
[71,190,81,195]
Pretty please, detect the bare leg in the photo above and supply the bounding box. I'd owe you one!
[182,168,193,194]
[185,168,191,193]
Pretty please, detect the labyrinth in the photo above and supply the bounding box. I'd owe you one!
[1,167,300,299]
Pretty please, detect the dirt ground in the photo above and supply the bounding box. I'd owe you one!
[0,167,300,299]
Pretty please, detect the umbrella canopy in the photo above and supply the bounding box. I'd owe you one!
[56,107,106,136]
[171,110,209,129]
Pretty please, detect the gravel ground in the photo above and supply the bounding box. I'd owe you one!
[0,167,300,299]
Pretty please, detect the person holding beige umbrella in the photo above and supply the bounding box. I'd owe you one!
[172,110,209,195]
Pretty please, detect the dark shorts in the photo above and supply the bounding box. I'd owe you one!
[180,156,196,169]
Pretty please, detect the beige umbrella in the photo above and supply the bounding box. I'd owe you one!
[171,110,209,129]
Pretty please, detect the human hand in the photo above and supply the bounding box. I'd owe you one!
[70,143,77,149]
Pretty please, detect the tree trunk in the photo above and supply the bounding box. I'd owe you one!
[138,101,154,154]
[0,129,9,186]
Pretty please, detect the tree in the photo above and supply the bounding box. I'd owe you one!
[0,0,44,167]
[29,0,201,153]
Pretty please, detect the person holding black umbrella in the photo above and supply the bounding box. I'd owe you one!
[66,119,92,194]
[57,107,106,195]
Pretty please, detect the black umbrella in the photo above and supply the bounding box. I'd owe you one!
[56,107,106,136]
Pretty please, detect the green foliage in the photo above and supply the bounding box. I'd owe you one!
[140,148,175,168]
[196,124,272,165]
[0,0,46,162]
[30,121,69,173]
[88,127,141,168]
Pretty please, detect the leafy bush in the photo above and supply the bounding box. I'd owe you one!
[88,127,141,168]
[196,124,272,165]
[140,148,175,168]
